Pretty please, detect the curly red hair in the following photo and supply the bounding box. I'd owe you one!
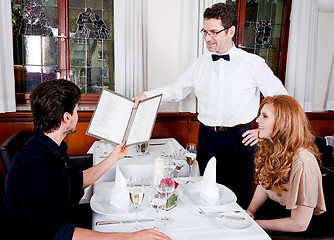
[254,95,321,195]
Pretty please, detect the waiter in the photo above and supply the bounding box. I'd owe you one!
[133,3,287,207]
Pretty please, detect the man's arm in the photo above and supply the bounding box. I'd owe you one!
[252,57,288,97]
[73,228,171,240]
[133,58,199,109]
[82,142,129,189]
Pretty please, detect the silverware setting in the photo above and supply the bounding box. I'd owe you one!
[96,218,154,225]
[100,155,134,158]
[218,214,245,221]
[198,208,244,221]
[149,142,166,146]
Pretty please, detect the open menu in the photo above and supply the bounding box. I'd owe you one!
[86,89,162,146]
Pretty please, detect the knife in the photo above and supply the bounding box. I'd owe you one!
[100,155,134,158]
[149,143,166,146]
[96,219,155,225]
[218,215,245,221]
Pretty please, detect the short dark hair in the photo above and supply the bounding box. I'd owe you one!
[30,79,81,133]
[203,3,238,29]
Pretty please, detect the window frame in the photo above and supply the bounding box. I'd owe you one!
[235,0,291,84]
[15,0,291,106]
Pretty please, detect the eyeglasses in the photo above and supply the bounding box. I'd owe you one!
[200,27,229,37]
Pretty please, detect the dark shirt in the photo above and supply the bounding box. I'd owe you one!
[4,131,84,240]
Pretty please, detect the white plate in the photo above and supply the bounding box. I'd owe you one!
[179,182,237,207]
[90,186,151,215]
[215,212,252,230]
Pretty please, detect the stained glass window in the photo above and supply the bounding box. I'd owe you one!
[12,0,58,93]
[242,0,284,75]
[69,1,114,94]
[11,0,114,98]
[226,0,285,76]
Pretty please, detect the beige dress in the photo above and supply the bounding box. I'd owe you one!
[262,148,326,215]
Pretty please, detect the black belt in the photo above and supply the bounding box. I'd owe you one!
[206,123,249,132]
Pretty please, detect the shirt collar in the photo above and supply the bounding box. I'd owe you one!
[211,42,236,60]
[33,131,68,157]
[223,42,236,60]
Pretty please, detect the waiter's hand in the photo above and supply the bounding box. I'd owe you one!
[133,92,147,109]
[242,128,260,146]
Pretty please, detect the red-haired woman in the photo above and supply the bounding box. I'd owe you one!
[246,95,326,232]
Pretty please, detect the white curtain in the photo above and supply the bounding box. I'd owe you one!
[0,0,16,113]
[114,0,148,98]
[177,0,225,113]
[325,52,334,110]
[285,0,319,112]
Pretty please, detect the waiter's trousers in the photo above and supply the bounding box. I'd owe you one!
[197,123,255,208]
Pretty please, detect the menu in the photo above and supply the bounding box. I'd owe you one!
[86,89,162,146]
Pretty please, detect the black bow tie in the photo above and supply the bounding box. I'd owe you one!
[211,54,230,61]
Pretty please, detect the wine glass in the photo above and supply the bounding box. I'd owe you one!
[185,143,197,183]
[149,189,165,230]
[157,178,175,224]
[164,156,176,179]
[172,149,186,178]
[128,177,145,230]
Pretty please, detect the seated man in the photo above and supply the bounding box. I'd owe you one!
[4,79,170,240]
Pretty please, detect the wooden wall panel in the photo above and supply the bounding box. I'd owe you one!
[188,121,200,146]
[309,120,334,137]
[151,121,188,147]
[64,122,98,156]
[1,111,334,177]
[0,123,34,144]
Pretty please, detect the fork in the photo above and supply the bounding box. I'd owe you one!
[199,208,245,221]
[198,207,241,216]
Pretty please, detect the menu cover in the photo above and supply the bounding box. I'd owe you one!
[86,89,162,146]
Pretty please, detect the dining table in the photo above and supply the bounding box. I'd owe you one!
[88,138,200,182]
[81,138,200,203]
[87,138,271,239]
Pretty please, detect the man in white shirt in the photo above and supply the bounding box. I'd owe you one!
[134,3,287,207]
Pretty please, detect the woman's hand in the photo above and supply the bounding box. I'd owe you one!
[245,209,255,219]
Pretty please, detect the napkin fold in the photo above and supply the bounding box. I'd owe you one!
[200,157,219,205]
[110,165,130,211]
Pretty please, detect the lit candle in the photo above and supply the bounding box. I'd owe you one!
[153,157,165,185]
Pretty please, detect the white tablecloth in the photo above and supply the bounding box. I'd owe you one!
[80,138,200,203]
[88,138,200,182]
[87,139,271,240]
[91,179,271,240]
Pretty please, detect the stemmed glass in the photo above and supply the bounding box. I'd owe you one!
[172,149,186,178]
[128,177,145,230]
[164,156,176,179]
[157,178,175,224]
[149,189,165,230]
[185,143,197,183]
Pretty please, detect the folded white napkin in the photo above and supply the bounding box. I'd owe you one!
[200,157,219,205]
[110,165,130,211]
